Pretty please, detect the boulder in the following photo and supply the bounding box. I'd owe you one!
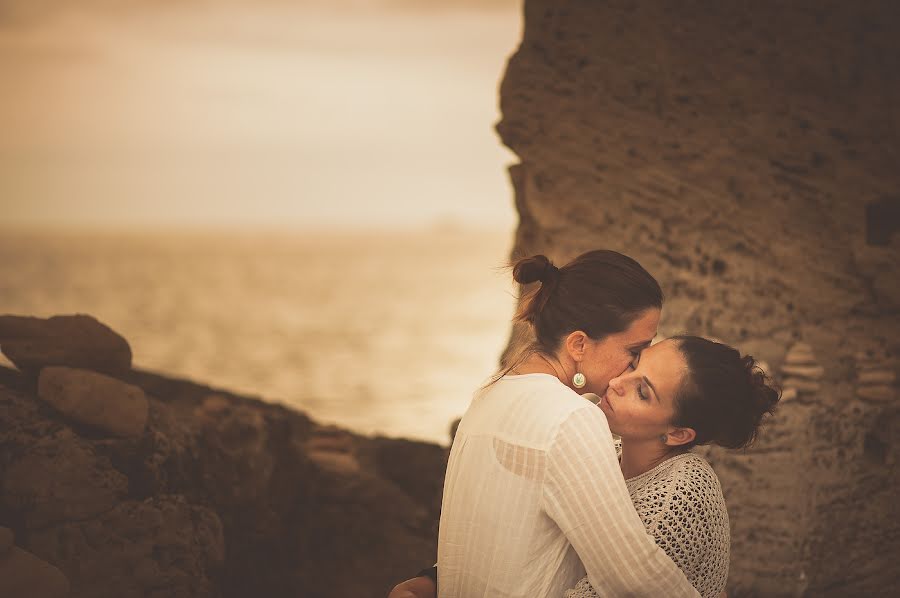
[0,314,131,377]
[38,366,148,438]
[25,495,224,598]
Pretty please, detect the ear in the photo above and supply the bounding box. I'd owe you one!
[564,331,589,362]
[665,426,696,447]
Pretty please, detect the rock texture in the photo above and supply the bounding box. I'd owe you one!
[497,1,899,596]
[38,366,149,438]
[0,315,132,377]
[0,543,70,598]
[0,343,446,597]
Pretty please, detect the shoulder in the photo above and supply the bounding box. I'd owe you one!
[493,374,605,423]
[474,375,610,447]
[656,453,729,536]
[670,454,725,501]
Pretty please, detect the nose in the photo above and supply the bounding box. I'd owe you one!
[607,375,625,396]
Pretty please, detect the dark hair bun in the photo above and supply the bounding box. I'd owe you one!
[744,355,781,417]
[511,249,663,352]
[513,255,559,285]
[672,336,782,450]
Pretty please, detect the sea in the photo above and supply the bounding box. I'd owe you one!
[0,228,517,444]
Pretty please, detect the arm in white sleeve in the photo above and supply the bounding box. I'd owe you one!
[541,407,700,598]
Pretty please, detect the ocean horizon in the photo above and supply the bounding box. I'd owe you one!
[0,226,517,443]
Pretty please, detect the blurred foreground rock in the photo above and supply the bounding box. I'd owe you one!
[0,315,446,598]
[0,314,132,377]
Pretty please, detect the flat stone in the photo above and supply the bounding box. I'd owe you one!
[858,370,896,385]
[782,377,821,393]
[781,364,825,379]
[857,386,894,401]
[784,342,816,365]
[0,314,131,377]
[0,527,13,557]
[0,546,69,598]
[38,367,148,438]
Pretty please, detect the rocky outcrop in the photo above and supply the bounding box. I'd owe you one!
[0,316,447,598]
[497,1,899,596]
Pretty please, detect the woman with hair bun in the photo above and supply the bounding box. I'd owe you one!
[388,251,779,598]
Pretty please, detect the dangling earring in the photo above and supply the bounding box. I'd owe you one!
[660,434,668,443]
[572,367,586,389]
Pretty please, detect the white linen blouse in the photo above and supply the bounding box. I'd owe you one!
[436,373,699,597]
[565,448,730,598]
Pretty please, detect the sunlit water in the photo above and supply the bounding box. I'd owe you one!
[0,228,517,443]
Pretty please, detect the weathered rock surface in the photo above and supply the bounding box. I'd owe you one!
[0,362,447,598]
[38,366,149,438]
[497,1,900,596]
[0,546,69,598]
[0,314,132,377]
[0,526,13,556]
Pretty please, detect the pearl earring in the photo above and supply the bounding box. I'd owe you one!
[572,371,586,389]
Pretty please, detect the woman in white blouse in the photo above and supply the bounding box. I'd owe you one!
[395,250,696,597]
[389,252,777,597]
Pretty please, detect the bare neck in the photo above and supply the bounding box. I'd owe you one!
[619,437,685,480]
[510,352,568,384]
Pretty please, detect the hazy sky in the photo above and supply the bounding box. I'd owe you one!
[0,1,522,231]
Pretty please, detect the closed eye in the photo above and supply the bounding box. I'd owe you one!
[637,384,648,401]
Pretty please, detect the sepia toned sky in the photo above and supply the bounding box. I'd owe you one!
[0,0,522,231]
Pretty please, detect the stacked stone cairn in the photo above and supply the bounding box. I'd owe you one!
[780,342,822,401]
[855,351,897,403]
[0,314,139,598]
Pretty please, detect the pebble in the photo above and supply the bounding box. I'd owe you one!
[857,386,894,401]
[37,366,148,438]
[857,370,896,386]
[785,342,815,365]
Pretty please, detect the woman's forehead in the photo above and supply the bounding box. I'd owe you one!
[641,340,687,401]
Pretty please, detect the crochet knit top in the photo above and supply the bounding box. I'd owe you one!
[564,446,730,598]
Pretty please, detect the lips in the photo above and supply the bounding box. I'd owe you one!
[599,393,614,413]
